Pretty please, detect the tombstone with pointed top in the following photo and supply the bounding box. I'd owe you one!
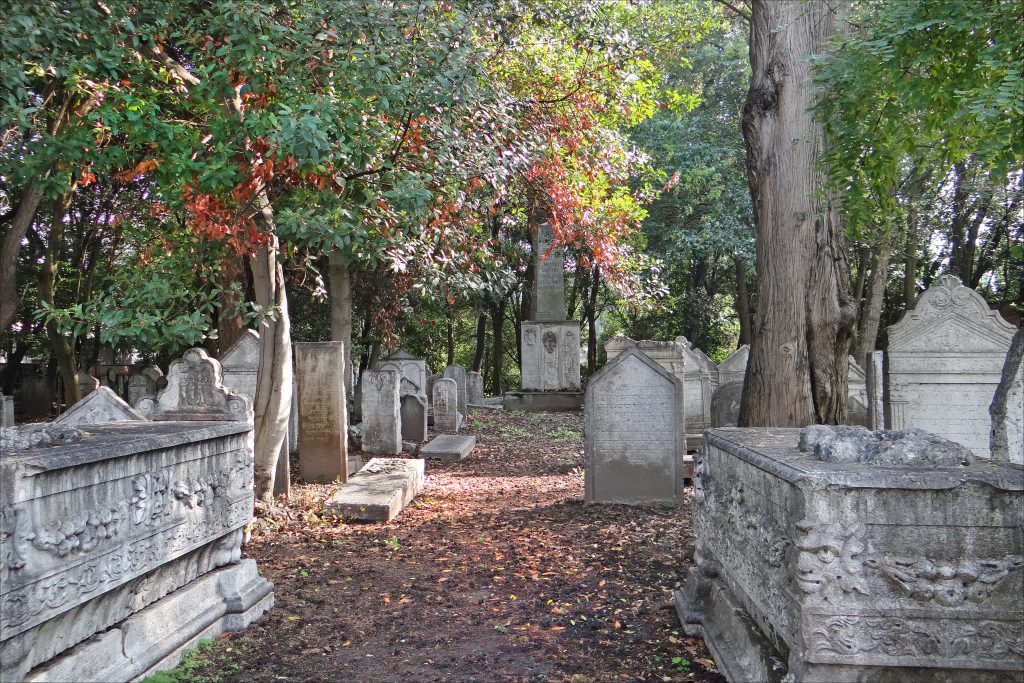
[444,364,468,417]
[134,348,253,423]
[433,377,459,434]
[77,371,100,399]
[54,386,148,427]
[676,336,719,433]
[361,369,402,455]
[401,393,428,443]
[717,345,749,385]
[127,364,164,407]
[602,336,687,431]
[584,347,685,505]
[376,350,427,398]
[467,371,485,405]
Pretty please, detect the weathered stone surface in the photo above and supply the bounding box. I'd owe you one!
[295,342,348,484]
[361,369,402,455]
[603,336,688,432]
[467,371,485,405]
[502,391,583,412]
[585,347,685,506]
[710,380,743,428]
[530,221,567,322]
[443,364,468,417]
[127,365,163,408]
[520,321,582,392]
[324,457,425,521]
[799,425,975,467]
[867,350,885,431]
[1,392,16,427]
[420,434,477,461]
[717,344,749,384]
[676,336,719,433]
[432,378,459,434]
[425,374,440,403]
[135,349,253,423]
[887,274,1023,461]
[54,387,148,427]
[400,394,428,444]
[1,424,82,450]
[220,329,260,400]
[77,371,100,398]
[679,427,1024,682]
[846,356,870,427]
[16,375,51,418]
[0,420,259,682]
[375,350,427,398]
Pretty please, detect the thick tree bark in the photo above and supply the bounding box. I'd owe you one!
[734,256,753,346]
[738,0,857,427]
[855,236,892,369]
[585,265,600,374]
[471,306,488,372]
[489,298,507,395]
[1,180,46,332]
[990,326,1024,462]
[328,249,354,387]
[38,191,81,408]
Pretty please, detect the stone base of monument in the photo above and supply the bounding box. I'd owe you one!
[23,560,273,683]
[679,426,1024,683]
[502,390,583,412]
[324,457,424,521]
[420,434,477,461]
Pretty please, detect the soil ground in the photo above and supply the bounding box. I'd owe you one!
[188,410,725,683]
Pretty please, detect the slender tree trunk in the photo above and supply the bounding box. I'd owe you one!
[739,0,856,427]
[328,249,353,387]
[471,305,488,372]
[855,235,892,369]
[586,265,600,374]
[248,204,292,503]
[445,303,455,366]
[38,191,81,407]
[358,307,373,372]
[734,256,753,346]
[990,326,1024,462]
[490,298,507,395]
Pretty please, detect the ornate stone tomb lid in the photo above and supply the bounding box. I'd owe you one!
[53,386,149,427]
[134,348,253,423]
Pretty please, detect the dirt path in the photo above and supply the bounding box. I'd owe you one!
[190,410,724,683]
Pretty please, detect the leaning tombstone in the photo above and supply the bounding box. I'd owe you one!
[0,348,272,683]
[717,344,749,384]
[361,369,402,455]
[400,393,428,443]
[433,377,459,434]
[710,380,743,428]
[294,342,348,483]
[467,371,485,405]
[54,386,148,426]
[77,370,100,399]
[127,364,163,407]
[584,347,685,505]
[443,364,468,417]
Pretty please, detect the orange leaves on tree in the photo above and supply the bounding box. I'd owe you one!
[114,158,160,183]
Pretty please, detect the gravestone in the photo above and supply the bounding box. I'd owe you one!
[467,371,484,405]
[324,457,425,522]
[127,365,163,407]
[426,374,440,402]
[14,374,51,418]
[134,348,252,423]
[846,356,870,427]
[295,342,349,483]
[602,336,687,432]
[867,350,885,430]
[433,377,459,434]
[54,386,148,427]
[518,321,582,392]
[443,364,468,417]
[400,393,428,443]
[675,336,719,433]
[710,380,743,428]
[887,274,1023,461]
[584,347,685,505]
[77,371,100,399]
[361,369,402,455]
[375,350,427,397]
[219,330,291,496]
[420,434,476,461]
[530,221,567,321]
[1,392,14,427]
[717,344,749,384]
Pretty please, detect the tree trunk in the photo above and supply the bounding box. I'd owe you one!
[489,298,507,395]
[738,0,857,427]
[446,303,455,366]
[1,180,46,332]
[990,326,1024,462]
[471,306,488,372]
[586,265,600,374]
[248,211,292,503]
[855,236,892,369]
[734,256,753,346]
[328,249,353,388]
[38,191,81,408]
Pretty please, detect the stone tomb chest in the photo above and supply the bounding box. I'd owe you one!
[585,347,685,505]
[678,427,1024,682]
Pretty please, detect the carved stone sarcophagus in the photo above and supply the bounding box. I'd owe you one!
[677,428,1024,682]
[1,351,273,682]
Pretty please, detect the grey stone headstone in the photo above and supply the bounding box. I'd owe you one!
[710,380,743,428]
[54,386,149,427]
[530,221,567,322]
[520,321,581,392]
[15,374,51,417]
[717,345,749,385]
[603,336,687,431]
[886,274,1022,461]
[425,374,440,403]
[467,371,484,405]
[134,348,252,423]
[584,347,685,506]
[400,393,428,443]
[295,342,348,483]
[443,364,468,417]
[0,392,14,427]
[376,350,427,398]
[432,377,459,434]
[77,371,100,398]
[867,350,885,430]
[220,329,260,400]
[361,369,402,455]
[127,365,163,407]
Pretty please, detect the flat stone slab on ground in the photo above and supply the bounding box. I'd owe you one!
[420,434,477,461]
[324,457,424,522]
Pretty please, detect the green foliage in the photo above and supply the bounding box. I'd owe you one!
[139,639,217,683]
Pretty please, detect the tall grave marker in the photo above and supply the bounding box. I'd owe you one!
[295,342,349,483]
[361,369,402,455]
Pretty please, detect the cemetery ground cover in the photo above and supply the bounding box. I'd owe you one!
[182,410,724,682]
